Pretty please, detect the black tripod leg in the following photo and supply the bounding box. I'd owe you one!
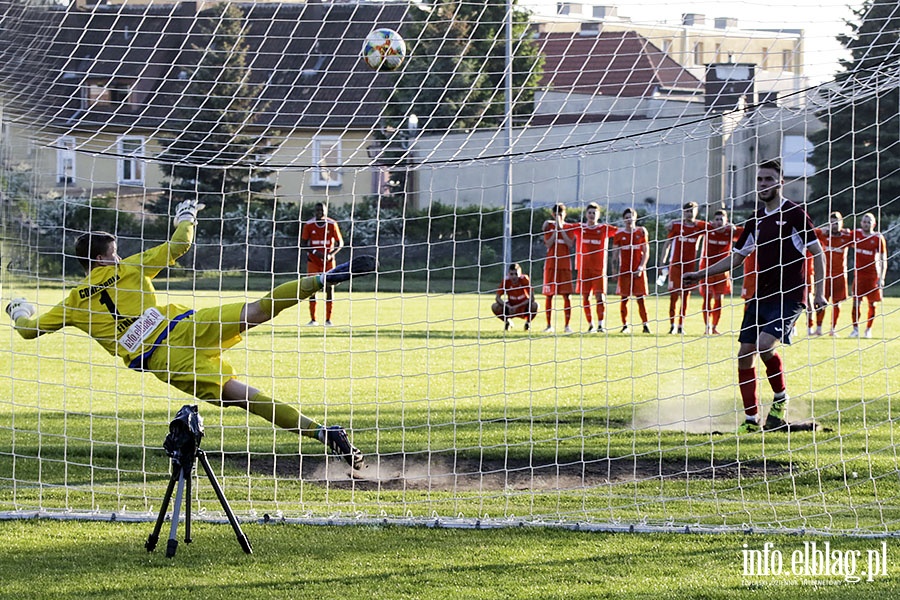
[146,466,179,552]
[184,467,193,545]
[166,470,186,558]
[197,450,252,554]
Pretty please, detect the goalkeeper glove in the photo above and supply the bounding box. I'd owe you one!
[173,199,205,225]
[6,297,36,322]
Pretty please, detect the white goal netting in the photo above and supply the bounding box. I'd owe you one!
[1,0,898,534]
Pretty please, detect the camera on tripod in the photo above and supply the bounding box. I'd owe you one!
[146,404,252,557]
[163,404,204,471]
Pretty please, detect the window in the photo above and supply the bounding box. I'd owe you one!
[56,136,76,184]
[693,42,704,65]
[117,136,145,184]
[662,39,674,55]
[782,49,794,72]
[782,135,815,178]
[311,136,342,188]
[761,47,769,70]
[714,43,723,62]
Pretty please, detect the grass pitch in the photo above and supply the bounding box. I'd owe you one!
[1,288,899,595]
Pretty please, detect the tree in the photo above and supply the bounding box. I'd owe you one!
[373,0,544,198]
[386,0,543,132]
[154,3,277,235]
[808,0,900,219]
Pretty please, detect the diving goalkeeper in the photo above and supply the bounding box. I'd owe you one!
[6,200,375,469]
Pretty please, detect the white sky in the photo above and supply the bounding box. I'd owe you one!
[522,0,867,83]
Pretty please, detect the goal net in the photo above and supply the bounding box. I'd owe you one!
[1,0,898,535]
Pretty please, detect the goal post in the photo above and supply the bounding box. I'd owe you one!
[1,0,898,535]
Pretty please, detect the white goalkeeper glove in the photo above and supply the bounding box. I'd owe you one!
[173,199,205,226]
[6,297,36,322]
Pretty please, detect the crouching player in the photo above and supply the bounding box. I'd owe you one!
[492,263,538,330]
[5,200,375,469]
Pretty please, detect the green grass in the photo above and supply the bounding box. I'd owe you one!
[1,289,899,596]
[1,520,900,599]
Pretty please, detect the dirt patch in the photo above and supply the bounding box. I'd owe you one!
[220,452,790,492]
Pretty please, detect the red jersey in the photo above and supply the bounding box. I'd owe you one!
[543,221,578,259]
[613,227,649,274]
[741,251,757,300]
[575,223,617,274]
[853,230,888,280]
[700,225,742,286]
[816,229,854,279]
[667,220,707,267]
[498,274,532,305]
[301,217,343,271]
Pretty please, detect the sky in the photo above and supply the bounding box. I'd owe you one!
[522,0,868,83]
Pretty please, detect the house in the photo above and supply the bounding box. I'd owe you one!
[0,1,406,210]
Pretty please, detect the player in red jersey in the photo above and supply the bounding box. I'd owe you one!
[492,263,538,331]
[814,212,853,336]
[685,160,826,434]
[698,210,741,335]
[575,202,617,332]
[542,203,578,333]
[612,208,651,334]
[300,202,344,326]
[661,202,707,334]
[740,251,757,304]
[850,212,888,339]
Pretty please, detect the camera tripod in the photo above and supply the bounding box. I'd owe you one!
[146,406,252,557]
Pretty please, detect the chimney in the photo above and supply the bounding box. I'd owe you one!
[714,17,739,29]
[682,13,705,26]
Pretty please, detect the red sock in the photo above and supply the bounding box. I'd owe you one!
[669,294,678,324]
[325,300,333,322]
[637,297,648,324]
[702,296,710,326]
[596,299,605,324]
[832,305,841,329]
[712,297,722,327]
[582,295,592,324]
[867,304,877,329]
[620,299,629,325]
[738,367,759,417]
[763,353,786,395]
[563,296,572,326]
[545,295,553,327]
[680,292,690,326]
[816,308,826,327]
[851,303,860,327]
[309,300,317,321]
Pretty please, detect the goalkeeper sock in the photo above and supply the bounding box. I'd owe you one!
[247,392,320,439]
[258,276,322,318]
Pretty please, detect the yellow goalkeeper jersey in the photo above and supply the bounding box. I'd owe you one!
[13,222,195,367]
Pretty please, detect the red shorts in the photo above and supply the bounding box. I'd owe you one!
[578,270,608,296]
[667,266,698,293]
[505,300,536,319]
[825,275,848,303]
[306,254,335,274]
[617,272,648,298]
[853,277,882,303]
[543,259,575,295]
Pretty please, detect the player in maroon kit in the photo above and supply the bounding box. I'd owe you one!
[685,160,826,434]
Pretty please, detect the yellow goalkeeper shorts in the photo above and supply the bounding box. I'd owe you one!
[146,302,245,402]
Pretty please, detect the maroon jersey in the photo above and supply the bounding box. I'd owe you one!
[733,199,818,304]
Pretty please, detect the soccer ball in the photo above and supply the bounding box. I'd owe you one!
[361,28,407,71]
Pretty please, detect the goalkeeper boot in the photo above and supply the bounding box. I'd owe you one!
[323,255,377,286]
[764,398,788,431]
[320,425,364,470]
[737,420,761,435]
